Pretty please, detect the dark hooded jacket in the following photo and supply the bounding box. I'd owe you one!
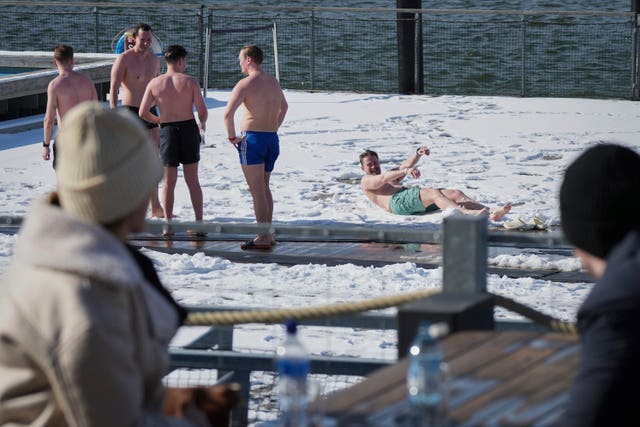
[561,230,640,426]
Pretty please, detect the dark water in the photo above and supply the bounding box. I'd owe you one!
[3,1,637,97]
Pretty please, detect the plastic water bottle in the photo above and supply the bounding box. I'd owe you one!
[406,321,449,426]
[276,319,310,427]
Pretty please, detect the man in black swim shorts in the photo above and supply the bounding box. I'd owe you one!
[140,45,208,236]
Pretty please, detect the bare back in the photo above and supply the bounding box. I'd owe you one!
[111,49,159,107]
[239,72,284,132]
[49,71,97,122]
[147,73,201,122]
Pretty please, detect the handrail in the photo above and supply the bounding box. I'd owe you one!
[0,1,634,17]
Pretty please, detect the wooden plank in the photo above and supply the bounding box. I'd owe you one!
[449,333,579,425]
[129,239,591,283]
[321,331,501,417]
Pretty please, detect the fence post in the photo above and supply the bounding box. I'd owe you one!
[397,0,421,94]
[633,13,639,100]
[93,7,99,53]
[197,5,205,88]
[202,12,212,99]
[520,15,527,97]
[310,9,315,90]
[273,22,280,82]
[397,215,494,358]
[414,12,424,94]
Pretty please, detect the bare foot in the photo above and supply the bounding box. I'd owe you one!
[490,202,512,221]
[460,206,489,216]
[151,208,165,219]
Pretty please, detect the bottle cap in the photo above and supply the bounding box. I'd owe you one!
[285,318,298,334]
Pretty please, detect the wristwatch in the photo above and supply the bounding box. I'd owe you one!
[43,141,50,148]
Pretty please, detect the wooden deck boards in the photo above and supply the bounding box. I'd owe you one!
[128,237,591,283]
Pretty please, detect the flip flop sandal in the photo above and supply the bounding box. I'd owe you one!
[240,240,272,250]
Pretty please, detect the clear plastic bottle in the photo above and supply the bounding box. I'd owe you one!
[406,321,449,426]
[276,319,310,427]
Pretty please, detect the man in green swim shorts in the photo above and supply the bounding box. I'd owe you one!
[359,147,512,220]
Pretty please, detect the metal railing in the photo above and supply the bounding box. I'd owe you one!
[0,1,638,98]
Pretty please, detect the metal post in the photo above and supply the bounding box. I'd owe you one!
[414,12,424,94]
[197,5,205,88]
[633,14,639,99]
[520,15,526,97]
[397,0,421,94]
[93,7,99,53]
[442,214,487,293]
[272,22,280,82]
[202,13,212,99]
[310,9,315,90]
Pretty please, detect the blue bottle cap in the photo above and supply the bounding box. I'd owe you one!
[285,318,298,334]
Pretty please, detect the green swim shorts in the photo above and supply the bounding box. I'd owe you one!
[390,186,439,215]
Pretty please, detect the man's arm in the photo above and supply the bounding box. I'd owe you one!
[192,78,208,131]
[139,83,160,125]
[361,169,410,191]
[277,92,288,129]
[223,82,245,143]
[42,81,57,160]
[399,147,429,170]
[109,55,125,109]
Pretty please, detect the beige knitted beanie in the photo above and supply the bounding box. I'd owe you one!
[56,102,162,224]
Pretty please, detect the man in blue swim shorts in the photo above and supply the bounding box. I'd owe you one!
[224,45,288,250]
[359,147,512,220]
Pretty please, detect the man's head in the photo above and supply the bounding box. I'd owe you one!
[53,44,73,67]
[164,44,187,67]
[560,143,640,264]
[238,45,263,73]
[134,22,153,52]
[55,102,162,228]
[359,149,381,175]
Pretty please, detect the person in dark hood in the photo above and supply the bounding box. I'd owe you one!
[559,143,640,427]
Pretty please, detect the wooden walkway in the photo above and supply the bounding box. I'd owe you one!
[128,235,590,283]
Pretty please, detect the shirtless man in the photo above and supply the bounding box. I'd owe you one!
[42,44,97,168]
[110,22,163,218]
[224,45,288,250]
[360,148,512,221]
[139,45,207,235]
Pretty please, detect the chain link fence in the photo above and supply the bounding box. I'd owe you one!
[0,3,637,96]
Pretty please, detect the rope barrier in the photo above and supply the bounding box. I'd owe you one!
[186,289,578,335]
[186,288,441,326]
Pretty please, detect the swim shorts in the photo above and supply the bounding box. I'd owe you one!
[236,131,280,173]
[159,119,201,167]
[124,105,159,129]
[390,186,439,215]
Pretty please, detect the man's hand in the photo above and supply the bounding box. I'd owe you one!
[406,167,421,179]
[42,144,51,161]
[416,147,430,156]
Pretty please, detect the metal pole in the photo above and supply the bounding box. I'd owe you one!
[310,9,315,90]
[414,12,424,94]
[94,7,99,52]
[202,13,212,99]
[272,21,280,82]
[520,15,526,97]
[197,5,204,87]
[633,14,639,99]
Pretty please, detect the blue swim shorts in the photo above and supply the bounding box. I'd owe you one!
[237,131,280,173]
[390,187,439,215]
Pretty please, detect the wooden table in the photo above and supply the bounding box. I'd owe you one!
[316,331,580,426]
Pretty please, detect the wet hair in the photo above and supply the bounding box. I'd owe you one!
[164,45,187,64]
[54,44,73,64]
[135,22,152,36]
[240,45,263,65]
[359,149,378,165]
